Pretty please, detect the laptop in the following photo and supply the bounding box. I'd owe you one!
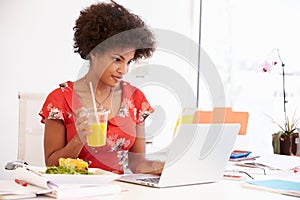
[117,123,240,188]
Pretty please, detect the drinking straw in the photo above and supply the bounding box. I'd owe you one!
[88,82,99,122]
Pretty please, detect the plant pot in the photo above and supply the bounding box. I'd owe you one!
[280,133,299,155]
[272,132,299,156]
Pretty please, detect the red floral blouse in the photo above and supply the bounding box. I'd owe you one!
[39,81,154,174]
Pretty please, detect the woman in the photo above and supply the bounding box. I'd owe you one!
[39,1,164,174]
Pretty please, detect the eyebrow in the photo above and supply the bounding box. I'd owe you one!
[112,54,134,62]
[112,54,125,60]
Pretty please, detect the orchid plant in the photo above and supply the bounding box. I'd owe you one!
[260,49,299,136]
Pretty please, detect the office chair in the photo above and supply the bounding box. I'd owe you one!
[193,107,249,135]
[18,92,46,166]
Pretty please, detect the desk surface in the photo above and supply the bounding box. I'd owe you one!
[118,179,299,200]
[0,179,298,200]
[1,153,299,200]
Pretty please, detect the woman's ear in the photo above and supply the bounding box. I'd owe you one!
[88,50,96,61]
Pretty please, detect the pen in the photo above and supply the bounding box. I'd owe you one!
[15,179,28,187]
[25,167,42,177]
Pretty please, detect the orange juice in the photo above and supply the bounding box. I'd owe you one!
[86,122,107,147]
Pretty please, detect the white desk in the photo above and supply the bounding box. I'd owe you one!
[116,179,298,200]
[0,179,297,200]
[1,154,299,200]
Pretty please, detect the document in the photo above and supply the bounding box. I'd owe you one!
[0,193,37,200]
[0,167,122,199]
[0,181,121,199]
[243,179,300,197]
[0,180,42,200]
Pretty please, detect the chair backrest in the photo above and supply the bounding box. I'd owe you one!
[18,92,46,166]
[173,107,198,133]
[193,107,249,135]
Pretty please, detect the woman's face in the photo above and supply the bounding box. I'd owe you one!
[90,48,135,88]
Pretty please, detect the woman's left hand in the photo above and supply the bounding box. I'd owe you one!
[135,160,165,175]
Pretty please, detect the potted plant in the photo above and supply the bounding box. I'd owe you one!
[270,114,299,156]
[261,49,299,156]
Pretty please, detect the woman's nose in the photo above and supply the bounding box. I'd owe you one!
[117,63,129,74]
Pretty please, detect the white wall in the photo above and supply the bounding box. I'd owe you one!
[201,0,300,153]
[0,0,97,179]
[0,0,198,178]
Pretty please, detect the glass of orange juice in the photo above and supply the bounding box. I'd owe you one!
[86,107,110,147]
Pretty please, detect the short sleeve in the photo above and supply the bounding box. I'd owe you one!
[132,88,154,124]
[39,83,72,124]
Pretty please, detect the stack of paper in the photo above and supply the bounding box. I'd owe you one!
[0,181,40,199]
[0,167,122,199]
[0,181,122,199]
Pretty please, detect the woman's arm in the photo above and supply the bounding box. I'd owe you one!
[44,119,84,166]
[128,121,164,174]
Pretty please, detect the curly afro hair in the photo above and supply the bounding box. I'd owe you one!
[73,1,156,60]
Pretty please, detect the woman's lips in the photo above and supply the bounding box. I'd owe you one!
[112,75,122,82]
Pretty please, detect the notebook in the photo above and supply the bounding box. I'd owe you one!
[117,123,240,187]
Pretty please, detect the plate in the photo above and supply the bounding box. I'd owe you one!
[42,168,120,185]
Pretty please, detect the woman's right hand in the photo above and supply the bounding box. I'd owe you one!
[74,107,92,143]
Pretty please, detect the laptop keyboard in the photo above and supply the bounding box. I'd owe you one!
[137,177,160,184]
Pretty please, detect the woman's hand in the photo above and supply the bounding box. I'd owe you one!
[74,107,92,143]
[135,160,165,175]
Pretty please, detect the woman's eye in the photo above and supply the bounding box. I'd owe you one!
[113,57,121,62]
[127,60,134,65]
